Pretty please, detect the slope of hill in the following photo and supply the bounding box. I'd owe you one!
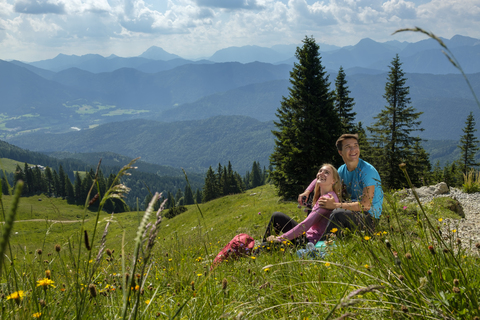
[7,116,275,174]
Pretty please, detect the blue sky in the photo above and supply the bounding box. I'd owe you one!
[0,0,479,61]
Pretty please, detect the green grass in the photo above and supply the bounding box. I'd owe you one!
[1,174,477,319]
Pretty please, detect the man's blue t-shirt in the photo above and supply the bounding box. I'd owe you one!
[338,159,383,218]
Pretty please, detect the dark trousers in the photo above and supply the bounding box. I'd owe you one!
[322,208,377,238]
[262,211,307,245]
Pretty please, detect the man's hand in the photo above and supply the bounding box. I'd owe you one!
[297,191,310,206]
[318,195,336,210]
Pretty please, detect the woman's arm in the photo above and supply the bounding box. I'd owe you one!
[319,185,375,212]
[297,178,317,205]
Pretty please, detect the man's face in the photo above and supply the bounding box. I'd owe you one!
[339,138,360,162]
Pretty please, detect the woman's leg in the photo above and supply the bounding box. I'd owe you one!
[262,211,298,242]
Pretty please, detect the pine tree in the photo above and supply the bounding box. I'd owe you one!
[195,188,202,204]
[367,54,426,189]
[250,161,262,189]
[458,112,479,174]
[74,172,83,205]
[202,166,218,202]
[65,175,75,203]
[184,184,195,205]
[58,165,66,198]
[334,66,357,134]
[270,36,341,199]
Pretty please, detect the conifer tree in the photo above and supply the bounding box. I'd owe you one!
[202,166,218,202]
[459,112,479,174]
[270,36,341,199]
[250,161,262,189]
[367,54,426,189]
[184,184,195,205]
[65,175,75,203]
[334,66,357,134]
[195,188,202,204]
[58,165,66,198]
[74,172,83,205]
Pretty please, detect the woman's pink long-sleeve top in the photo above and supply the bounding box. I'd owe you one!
[277,188,339,244]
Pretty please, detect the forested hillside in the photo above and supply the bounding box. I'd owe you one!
[8,116,275,174]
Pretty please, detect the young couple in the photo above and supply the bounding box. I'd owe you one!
[263,133,384,246]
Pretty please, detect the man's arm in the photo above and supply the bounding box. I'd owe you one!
[319,185,375,212]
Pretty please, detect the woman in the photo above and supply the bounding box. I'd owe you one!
[262,164,341,245]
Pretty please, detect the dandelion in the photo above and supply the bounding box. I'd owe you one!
[364,236,371,241]
[452,229,457,233]
[364,264,369,269]
[438,218,443,222]
[33,312,42,318]
[6,290,25,302]
[325,262,331,267]
[331,228,338,233]
[145,299,151,304]
[197,274,202,277]
[250,256,256,260]
[37,278,56,288]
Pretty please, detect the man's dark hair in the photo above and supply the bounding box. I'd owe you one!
[336,133,359,151]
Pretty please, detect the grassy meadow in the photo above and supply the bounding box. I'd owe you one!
[1,162,479,320]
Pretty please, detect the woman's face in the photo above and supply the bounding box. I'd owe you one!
[316,166,336,187]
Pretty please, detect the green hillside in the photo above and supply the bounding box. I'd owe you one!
[1,179,475,319]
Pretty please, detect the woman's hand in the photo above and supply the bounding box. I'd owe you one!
[318,194,336,210]
[266,235,280,243]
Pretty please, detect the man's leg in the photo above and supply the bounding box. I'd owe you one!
[322,209,375,237]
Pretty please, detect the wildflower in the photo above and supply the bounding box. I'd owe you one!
[438,218,443,222]
[106,249,112,257]
[6,290,25,302]
[45,270,51,279]
[191,281,195,291]
[325,262,331,267]
[398,275,405,281]
[145,299,150,304]
[331,228,338,233]
[33,312,42,318]
[452,229,457,233]
[258,212,261,215]
[37,249,42,255]
[135,285,140,291]
[54,244,61,252]
[264,268,270,272]
[405,253,412,260]
[428,245,435,254]
[364,264,369,269]
[403,206,407,210]
[250,256,256,260]
[364,236,371,241]
[197,274,202,277]
[37,278,56,288]
[382,231,387,235]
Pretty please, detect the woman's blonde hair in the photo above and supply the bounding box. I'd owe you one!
[312,164,342,204]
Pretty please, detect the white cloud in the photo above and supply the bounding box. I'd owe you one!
[195,0,265,10]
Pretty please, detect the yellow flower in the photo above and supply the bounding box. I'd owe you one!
[264,268,270,272]
[33,312,42,318]
[280,248,285,252]
[382,231,387,235]
[250,256,256,260]
[7,290,25,301]
[452,229,457,233]
[325,262,331,267]
[37,278,56,288]
[197,274,202,277]
[364,264,369,269]
[331,228,338,233]
[168,258,172,262]
[135,285,140,291]
[438,218,443,222]
[364,236,371,241]
[145,300,150,304]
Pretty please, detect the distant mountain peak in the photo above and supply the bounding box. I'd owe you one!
[138,46,181,61]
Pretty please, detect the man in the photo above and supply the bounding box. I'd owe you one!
[299,133,383,235]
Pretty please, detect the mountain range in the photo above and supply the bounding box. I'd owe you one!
[2,34,480,174]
